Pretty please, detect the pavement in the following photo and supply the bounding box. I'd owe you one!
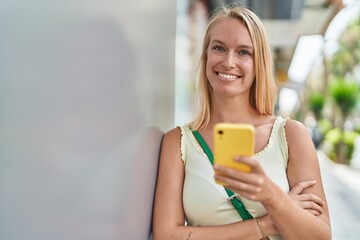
[318,151,360,240]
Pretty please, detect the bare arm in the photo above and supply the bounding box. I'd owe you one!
[214,120,331,239]
[273,119,331,239]
[152,128,270,240]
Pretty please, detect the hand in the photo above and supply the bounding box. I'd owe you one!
[214,155,276,203]
[289,180,325,216]
[258,214,278,238]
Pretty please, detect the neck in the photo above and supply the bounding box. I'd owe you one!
[210,95,260,125]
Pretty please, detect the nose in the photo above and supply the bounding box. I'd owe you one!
[221,52,236,69]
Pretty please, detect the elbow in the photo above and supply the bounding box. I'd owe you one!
[151,232,162,240]
[312,221,332,240]
[152,223,189,240]
[319,218,332,240]
[310,222,332,240]
[323,225,332,240]
[152,226,179,240]
[151,230,162,240]
[152,232,177,240]
[151,225,166,240]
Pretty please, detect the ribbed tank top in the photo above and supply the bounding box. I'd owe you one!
[180,116,289,240]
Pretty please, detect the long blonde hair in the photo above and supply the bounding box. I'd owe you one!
[190,5,276,130]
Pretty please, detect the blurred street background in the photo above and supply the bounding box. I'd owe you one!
[320,150,360,239]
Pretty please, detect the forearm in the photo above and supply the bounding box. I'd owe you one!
[263,189,331,240]
[153,218,269,240]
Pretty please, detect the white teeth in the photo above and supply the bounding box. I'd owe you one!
[218,73,238,79]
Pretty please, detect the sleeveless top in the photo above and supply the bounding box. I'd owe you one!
[179,116,289,240]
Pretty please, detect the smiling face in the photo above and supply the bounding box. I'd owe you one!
[206,17,255,98]
[192,6,276,130]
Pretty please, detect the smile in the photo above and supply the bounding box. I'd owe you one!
[217,72,240,80]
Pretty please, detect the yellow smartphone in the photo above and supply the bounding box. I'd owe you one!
[213,123,255,173]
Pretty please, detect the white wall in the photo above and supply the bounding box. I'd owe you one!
[0,0,176,239]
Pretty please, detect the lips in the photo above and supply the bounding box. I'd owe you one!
[217,72,241,80]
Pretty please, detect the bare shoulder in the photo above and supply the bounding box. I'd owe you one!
[165,127,182,137]
[283,118,317,161]
[162,127,182,146]
[284,118,307,133]
[160,127,183,160]
[284,118,311,141]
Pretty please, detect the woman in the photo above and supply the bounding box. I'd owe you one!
[153,5,331,240]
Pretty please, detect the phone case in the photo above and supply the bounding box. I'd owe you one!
[213,123,255,173]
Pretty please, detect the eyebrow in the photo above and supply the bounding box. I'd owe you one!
[210,40,253,50]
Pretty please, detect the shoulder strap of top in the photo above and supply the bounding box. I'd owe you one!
[192,130,214,165]
[191,130,253,220]
[274,116,289,162]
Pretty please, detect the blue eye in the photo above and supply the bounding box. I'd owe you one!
[238,49,252,56]
[213,45,225,52]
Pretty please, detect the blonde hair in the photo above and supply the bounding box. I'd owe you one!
[191,5,276,130]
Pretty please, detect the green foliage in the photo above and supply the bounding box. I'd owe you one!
[318,118,332,135]
[343,130,358,162]
[355,123,360,134]
[331,15,360,76]
[344,130,358,146]
[308,92,325,120]
[306,14,360,164]
[330,51,354,76]
[323,128,359,163]
[328,78,358,117]
[324,128,342,145]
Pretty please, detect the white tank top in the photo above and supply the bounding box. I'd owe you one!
[180,116,289,240]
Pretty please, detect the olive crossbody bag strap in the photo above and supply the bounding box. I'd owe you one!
[192,130,253,220]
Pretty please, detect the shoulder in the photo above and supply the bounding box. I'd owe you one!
[163,124,192,140]
[282,118,316,158]
[283,119,310,140]
[162,125,195,164]
[162,125,192,151]
[158,128,183,165]
[162,127,182,146]
[283,118,306,131]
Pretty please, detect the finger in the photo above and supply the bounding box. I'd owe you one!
[290,180,317,195]
[232,156,265,174]
[296,194,325,206]
[233,156,260,170]
[306,209,321,216]
[298,201,324,214]
[214,165,260,185]
[214,174,261,194]
[224,184,260,201]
